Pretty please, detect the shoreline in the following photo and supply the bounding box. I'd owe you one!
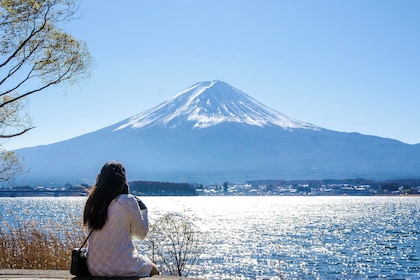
[1,192,420,198]
[0,269,194,279]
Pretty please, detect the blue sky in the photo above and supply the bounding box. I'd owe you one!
[3,0,420,150]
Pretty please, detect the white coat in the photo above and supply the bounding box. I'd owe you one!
[86,194,154,277]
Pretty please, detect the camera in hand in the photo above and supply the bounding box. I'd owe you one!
[135,196,147,210]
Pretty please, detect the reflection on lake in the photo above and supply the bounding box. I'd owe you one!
[1,196,419,279]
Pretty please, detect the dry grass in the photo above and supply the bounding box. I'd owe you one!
[0,213,86,269]
[0,212,204,275]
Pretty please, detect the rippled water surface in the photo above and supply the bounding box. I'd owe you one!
[1,196,419,279]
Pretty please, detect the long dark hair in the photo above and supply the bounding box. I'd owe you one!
[83,161,129,230]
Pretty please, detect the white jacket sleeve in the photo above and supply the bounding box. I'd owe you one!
[125,194,149,239]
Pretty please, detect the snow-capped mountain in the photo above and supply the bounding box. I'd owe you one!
[13,80,420,185]
[116,80,319,131]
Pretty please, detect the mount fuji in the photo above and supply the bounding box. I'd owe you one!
[14,80,420,185]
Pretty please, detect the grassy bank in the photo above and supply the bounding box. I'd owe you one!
[0,212,203,277]
[0,213,85,269]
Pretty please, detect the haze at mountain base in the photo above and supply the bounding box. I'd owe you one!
[14,80,420,185]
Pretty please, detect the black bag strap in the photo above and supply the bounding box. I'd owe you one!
[78,228,94,251]
[78,203,110,251]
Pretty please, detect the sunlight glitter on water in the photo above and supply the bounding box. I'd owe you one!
[1,196,419,279]
[143,196,419,279]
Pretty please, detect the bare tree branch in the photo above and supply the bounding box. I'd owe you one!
[0,127,35,138]
[0,0,92,183]
[0,6,49,69]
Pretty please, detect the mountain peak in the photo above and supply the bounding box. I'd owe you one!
[115,81,319,131]
[15,81,420,185]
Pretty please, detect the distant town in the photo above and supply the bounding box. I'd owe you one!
[0,178,419,197]
[198,178,420,196]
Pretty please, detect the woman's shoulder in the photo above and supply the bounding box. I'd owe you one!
[114,194,144,218]
[117,194,136,201]
[116,193,136,203]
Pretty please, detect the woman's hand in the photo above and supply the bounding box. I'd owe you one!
[135,196,147,210]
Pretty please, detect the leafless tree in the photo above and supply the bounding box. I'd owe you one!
[148,213,204,277]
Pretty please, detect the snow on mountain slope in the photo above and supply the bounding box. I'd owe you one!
[12,80,420,185]
[115,80,320,131]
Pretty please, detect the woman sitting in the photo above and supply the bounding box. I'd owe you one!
[83,161,159,277]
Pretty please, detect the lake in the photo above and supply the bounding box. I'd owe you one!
[1,196,419,279]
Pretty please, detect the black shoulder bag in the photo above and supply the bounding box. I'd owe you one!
[70,197,146,276]
[70,227,94,276]
[70,204,109,277]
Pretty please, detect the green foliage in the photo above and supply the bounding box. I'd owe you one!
[130,180,197,196]
[0,0,91,183]
[0,146,24,183]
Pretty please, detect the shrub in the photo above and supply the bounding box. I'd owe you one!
[0,211,204,276]
[147,213,205,277]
